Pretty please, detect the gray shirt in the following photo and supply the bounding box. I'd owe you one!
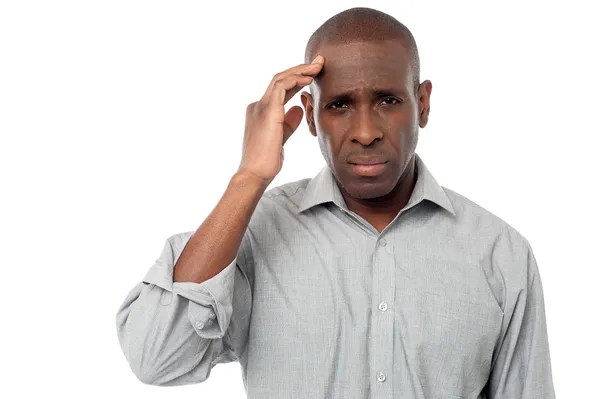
[116,153,556,398]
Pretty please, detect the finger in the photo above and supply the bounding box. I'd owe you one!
[282,78,312,105]
[274,55,324,80]
[280,74,315,105]
[262,56,324,100]
[282,106,304,145]
[261,74,313,106]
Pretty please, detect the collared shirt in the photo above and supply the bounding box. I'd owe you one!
[116,153,556,398]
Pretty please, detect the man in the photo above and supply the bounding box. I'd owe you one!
[116,7,556,398]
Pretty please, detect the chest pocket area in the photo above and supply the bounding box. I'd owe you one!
[414,291,503,398]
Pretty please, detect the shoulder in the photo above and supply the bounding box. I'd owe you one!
[162,179,311,258]
[236,177,311,241]
[254,177,311,215]
[263,178,311,202]
[443,186,528,241]
[442,186,532,280]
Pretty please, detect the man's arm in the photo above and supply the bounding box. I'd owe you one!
[172,171,267,284]
[115,173,262,385]
[172,55,325,286]
[115,56,326,386]
[485,239,556,398]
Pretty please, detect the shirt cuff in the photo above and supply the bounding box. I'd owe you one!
[141,233,241,339]
[174,260,237,340]
[142,247,238,340]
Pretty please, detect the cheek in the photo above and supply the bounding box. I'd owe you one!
[315,116,342,154]
[390,105,419,137]
[317,134,333,166]
[389,103,417,126]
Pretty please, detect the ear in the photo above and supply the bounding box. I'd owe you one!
[418,80,433,128]
[300,91,317,137]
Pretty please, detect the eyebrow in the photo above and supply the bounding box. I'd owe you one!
[322,88,407,102]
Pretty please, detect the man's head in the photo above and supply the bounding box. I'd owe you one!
[300,7,432,200]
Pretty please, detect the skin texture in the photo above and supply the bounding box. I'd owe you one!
[300,40,432,232]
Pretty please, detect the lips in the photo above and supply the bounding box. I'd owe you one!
[347,156,388,165]
[347,158,388,177]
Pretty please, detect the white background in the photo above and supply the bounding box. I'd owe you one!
[1,0,598,397]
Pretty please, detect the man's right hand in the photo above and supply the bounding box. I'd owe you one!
[237,55,325,187]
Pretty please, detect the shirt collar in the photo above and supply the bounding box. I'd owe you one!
[297,153,456,216]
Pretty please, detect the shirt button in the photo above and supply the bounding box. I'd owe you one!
[378,302,388,312]
[196,321,204,329]
[379,239,387,247]
[209,313,216,320]
[377,372,386,382]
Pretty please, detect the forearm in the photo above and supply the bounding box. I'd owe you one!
[173,171,266,284]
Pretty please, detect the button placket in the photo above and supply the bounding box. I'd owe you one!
[372,231,394,397]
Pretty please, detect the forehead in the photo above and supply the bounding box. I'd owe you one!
[313,40,412,96]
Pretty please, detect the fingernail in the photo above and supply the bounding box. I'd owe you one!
[311,55,321,64]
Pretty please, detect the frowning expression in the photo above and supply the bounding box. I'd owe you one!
[301,39,432,199]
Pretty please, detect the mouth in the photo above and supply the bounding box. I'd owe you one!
[349,161,388,177]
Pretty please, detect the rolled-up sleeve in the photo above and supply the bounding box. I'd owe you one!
[116,230,253,386]
[486,239,556,398]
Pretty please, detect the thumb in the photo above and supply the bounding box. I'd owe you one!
[282,106,304,145]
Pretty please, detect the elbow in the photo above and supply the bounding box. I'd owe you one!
[119,335,179,386]
[128,354,210,387]
[131,364,164,386]
[125,346,178,386]
[120,340,165,385]
[119,334,207,386]
[116,322,168,385]
[115,284,213,387]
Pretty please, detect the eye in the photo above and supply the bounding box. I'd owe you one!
[328,101,349,109]
[380,97,401,105]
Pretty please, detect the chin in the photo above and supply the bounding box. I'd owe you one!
[339,177,395,200]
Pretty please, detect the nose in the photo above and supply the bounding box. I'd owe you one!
[349,108,383,146]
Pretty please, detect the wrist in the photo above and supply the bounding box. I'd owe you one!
[231,169,271,193]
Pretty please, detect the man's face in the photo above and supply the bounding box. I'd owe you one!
[301,39,432,200]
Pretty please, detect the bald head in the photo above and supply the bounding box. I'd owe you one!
[305,7,420,93]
